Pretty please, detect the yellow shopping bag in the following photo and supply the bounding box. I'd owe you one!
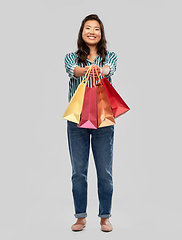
[63,67,91,124]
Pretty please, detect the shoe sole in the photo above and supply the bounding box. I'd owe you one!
[72,225,86,232]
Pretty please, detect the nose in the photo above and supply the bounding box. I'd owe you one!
[89,28,94,34]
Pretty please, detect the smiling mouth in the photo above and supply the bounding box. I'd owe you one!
[88,36,96,40]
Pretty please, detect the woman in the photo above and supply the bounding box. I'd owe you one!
[64,14,118,232]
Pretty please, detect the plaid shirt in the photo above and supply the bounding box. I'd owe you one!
[64,51,118,102]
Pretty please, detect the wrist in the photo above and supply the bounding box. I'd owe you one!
[101,66,110,76]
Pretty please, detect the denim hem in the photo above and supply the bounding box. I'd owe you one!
[98,214,111,218]
[74,213,87,218]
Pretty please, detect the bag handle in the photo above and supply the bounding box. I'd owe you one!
[92,66,102,86]
[82,66,92,84]
[81,65,103,87]
[91,67,94,87]
[95,65,105,78]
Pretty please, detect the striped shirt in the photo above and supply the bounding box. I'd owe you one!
[64,51,118,102]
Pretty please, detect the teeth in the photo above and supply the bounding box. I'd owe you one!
[88,37,95,39]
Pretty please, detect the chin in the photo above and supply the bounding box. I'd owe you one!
[86,41,99,46]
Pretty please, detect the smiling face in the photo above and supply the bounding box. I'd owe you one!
[82,20,101,48]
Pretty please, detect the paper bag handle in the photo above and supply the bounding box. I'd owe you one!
[92,66,102,86]
[82,66,92,84]
[95,65,105,78]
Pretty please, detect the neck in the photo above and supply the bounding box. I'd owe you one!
[88,45,97,54]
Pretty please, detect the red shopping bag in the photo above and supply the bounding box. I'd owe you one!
[79,68,97,129]
[79,86,97,129]
[96,66,130,118]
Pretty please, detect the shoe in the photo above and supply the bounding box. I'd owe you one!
[100,218,113,232]
[71,223,86,231]
[71,218,86,232]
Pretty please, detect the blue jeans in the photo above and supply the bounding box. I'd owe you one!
[67,121,114,218]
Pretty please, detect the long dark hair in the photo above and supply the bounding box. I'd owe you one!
[76,14,107,67]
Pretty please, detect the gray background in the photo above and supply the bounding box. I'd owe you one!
[0,0,181,239]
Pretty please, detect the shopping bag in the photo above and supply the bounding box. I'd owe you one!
[79,87,97,129]
[101,77,130,118]
[79,67,97,129]
[63,67,91,124]
[96,66,130,118]
[93,67,115,128]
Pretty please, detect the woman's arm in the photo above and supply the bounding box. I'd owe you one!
[74,66,90,77]
[73,64,111,78]
[103,52,118,77]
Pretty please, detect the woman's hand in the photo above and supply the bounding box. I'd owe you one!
[86,65,110,77]
[84,64,99,78]
[100,65,111,76]
[74,65,110,78]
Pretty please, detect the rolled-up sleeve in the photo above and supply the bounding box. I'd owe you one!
[64,52,79,80]
[104,52,118,77]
